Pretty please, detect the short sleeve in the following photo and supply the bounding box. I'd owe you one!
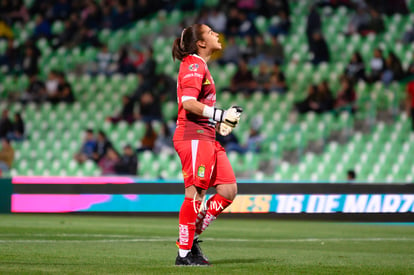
[180,59,206,98]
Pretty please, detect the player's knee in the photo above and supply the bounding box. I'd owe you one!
[216,183,237,201]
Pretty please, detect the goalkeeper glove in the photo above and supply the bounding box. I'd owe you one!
[215,106,243,136]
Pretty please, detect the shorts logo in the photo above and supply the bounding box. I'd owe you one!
[203,78,211,85]
[197,165,205,178]
[188,63,199,72]
[197,129,204,134]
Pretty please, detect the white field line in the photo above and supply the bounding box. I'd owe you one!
[0,236,413,243]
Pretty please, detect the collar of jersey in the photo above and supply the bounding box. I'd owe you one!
[190,54,206,64]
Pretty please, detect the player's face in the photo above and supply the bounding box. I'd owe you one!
[200,25,221,51]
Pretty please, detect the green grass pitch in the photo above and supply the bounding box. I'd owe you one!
[0,215,413,274]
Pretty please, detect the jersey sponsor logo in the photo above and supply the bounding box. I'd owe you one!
[188,63,199,72]
[197,165,205,178]
[183,73,203,79]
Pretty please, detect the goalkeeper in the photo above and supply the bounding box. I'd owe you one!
[171,24,243,266]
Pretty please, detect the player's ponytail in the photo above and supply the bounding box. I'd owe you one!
[172,24,204,62]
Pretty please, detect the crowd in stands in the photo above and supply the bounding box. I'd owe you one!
[1,0,414,178]
[0,109,25,141]
[74,128,138,175]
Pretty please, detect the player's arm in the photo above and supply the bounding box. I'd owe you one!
[183,98,242,127]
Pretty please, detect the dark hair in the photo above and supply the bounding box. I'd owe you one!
[172,24,204,61]
[347,170,356,180]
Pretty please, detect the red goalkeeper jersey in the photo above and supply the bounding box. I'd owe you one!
[173,54,217,141]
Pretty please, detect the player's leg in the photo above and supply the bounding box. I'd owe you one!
[195,141,237,236]
[175,140,215,266]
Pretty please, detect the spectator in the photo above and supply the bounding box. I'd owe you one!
[245,124,264,153]
[230,58,255,95]
[382,51,404,85]
[48,71,75,104]
[32,14,51,40]
[268,10,291,37]
[92,44,116,75]
[217,36,241,65]
[74,129,97,164]
[21,73,46,104]
[117,47,136,74]
[363,9,385,34]
[114,144,138,175]
[137,91,162,122]
[268,35,285,65]
[21,42,40,75]
[216,131,244,153]
[406,80,414,131]
[132,47,157,99]
[250,35,273,66]
[254,62,271,92]
[207,7,226,33]
[227,124,263,154]
[347,169,356,182]
[45,70,59,98]
[51,0,71,21]
[316,80,335,113]
[98,147,120,175]
[239,35,255,61]
[7,112,25,141]
[402,23,414,44]
[0,110,13,138]
[345,51,366,82]
[0,17,13,40]
[346,7,370,35]
[306,5,321,44]
[111,3,131,30]
[0,39,20,72]
[92,130,113,163]
[295,84,320,114]
[0,138,14,176]
[137,122,157,153]
[107,95,136,124]
[259,0,289,18]
[367,48,385,83]
[335,77,357,113]
[268,62,287,94]
[225,7,240,37]
[154,121,174,154]
[309,32,330,65]
[238,11,256,37]
[155,73,177,103]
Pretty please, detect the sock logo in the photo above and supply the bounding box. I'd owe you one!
[179,224,189,246]
[209,201,224,212]
[193,194,213,214]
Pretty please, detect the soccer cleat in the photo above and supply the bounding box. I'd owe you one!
[175,252,210,266]
[191,239,209,264]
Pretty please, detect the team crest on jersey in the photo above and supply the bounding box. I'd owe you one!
[188,63,199,72]
[197,165,205,178]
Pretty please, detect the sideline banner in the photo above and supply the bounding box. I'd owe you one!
[10,176,414,219]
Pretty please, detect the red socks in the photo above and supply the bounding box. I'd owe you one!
[178,197,200,250]
[179,194,233,250]
[195,194,233,235]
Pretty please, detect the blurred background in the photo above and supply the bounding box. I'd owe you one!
[0,0,413,183]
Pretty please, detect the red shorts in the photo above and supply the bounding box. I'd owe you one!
[174,140,236,190]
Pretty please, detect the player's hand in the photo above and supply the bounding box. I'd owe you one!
[223,106,243,128]
[216,122,233,136]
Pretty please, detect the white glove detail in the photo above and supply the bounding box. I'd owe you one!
[216,122,233,136]
[223,106,243,128]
